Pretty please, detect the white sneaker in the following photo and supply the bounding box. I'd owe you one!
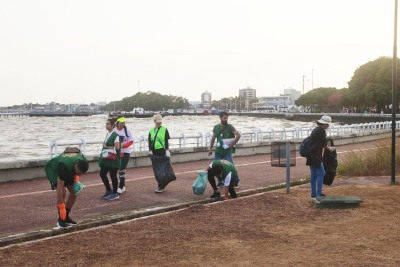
[117,186,126,194]
[155,188,165,193]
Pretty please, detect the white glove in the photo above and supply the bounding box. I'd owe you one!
[148,151,153,156]
[329,147,336,152]
[165,150,171,158]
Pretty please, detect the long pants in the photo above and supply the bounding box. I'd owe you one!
[207,169,237,198]
[119,153,130,189]
[100,166,119,194]
[309,163,325,197]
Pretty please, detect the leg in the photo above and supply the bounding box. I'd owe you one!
[118,153,130,191]
[208,169,221,198]
[316,163,326,196]
[109,168,119,194]
[228,175,237,198]
[100,167,112,192]
[309,165,317,197]
[64,186,78,225]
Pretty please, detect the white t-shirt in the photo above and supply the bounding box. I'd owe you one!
[114,127,133,154]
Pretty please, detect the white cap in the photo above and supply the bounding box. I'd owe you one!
[154,114,163,123]
[318,115,332,125]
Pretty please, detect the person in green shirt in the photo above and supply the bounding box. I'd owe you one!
[45,149,89,228]
[207,159,238,200]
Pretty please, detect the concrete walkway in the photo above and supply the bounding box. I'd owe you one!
[0,140,393,246]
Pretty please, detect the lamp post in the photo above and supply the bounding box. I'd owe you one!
[392,0,398,185]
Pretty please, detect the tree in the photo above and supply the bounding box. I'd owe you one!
[347,57,398,113]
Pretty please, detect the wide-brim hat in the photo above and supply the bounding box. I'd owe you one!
[318,115,332,125]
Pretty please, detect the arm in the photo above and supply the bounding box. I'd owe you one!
[223,172,232,200]
[56,178,66,220]
[230,126,241,147]
[208,132,216,156]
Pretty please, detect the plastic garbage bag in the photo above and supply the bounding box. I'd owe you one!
[73,181,85,196]
[149,154,176,189]
[192,170,208,195]
[323,139,338,186]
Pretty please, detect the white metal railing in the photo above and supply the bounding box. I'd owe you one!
[49,121,398,157]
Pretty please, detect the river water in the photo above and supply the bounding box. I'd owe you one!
[1,114,316,163]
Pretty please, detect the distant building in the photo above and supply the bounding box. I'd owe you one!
[239,86,256,99]
[255,96,290,110]
[282,88,301,104]
[201,91,212,109]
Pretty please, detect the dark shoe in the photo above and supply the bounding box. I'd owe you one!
[105,193,120,200]
[102,191,112,199]
[234,182,240,189]
[217,179,224,188]
[319,193,326,197]
[210,191,221,198]
[57,219,68,228]
[65,216,77,226]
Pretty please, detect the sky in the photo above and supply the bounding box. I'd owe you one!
[0,0,396,106]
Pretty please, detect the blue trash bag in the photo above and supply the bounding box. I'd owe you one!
[192,170,208,195]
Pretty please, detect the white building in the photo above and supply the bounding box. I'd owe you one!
[201,91,212,109]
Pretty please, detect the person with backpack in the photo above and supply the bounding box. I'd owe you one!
[306,115,334,199]
[115,117,133,194]
[208,111,241,188]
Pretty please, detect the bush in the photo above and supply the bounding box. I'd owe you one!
[338,139,400,176]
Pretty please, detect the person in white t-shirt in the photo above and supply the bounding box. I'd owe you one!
[114,117,133,194]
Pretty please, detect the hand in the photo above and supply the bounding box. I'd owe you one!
[224,196,229,201]
[148,151,153,156]
[165,150,171,158]
[329,147,336,152]
[208,150,213,156]
[57,203,66,220]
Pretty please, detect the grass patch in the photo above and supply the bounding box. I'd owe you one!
[338,139,400,176]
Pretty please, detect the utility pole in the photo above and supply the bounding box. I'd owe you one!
[391,0,398,185]
[302,75,306,94]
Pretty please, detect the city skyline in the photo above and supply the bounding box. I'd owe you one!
[0,1,394,106]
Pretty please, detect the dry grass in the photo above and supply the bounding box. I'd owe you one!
[338,139,400,176]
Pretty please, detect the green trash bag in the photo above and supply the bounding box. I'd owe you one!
[73,181,86,196]
[192,170,208,195]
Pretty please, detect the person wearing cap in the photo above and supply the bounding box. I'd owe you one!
[148,113,171,193]
[114,117,134,194]
[306,115,333,199]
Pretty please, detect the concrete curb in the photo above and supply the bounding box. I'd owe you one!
[0,179,308,248]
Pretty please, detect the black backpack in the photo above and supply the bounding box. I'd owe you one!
[299,136,312,157]
[299,128,318,157]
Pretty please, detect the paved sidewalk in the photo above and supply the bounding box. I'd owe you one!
[0,140,393,244]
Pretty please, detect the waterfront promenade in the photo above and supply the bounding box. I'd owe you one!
[0,139,392,246]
